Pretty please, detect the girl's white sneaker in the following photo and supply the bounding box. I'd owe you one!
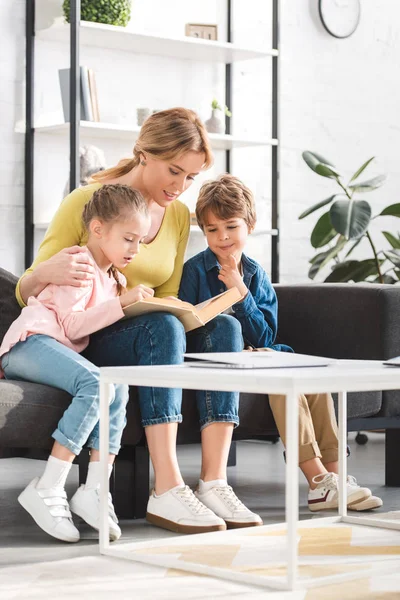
[195,481,263,529]
[18,477,80,543]
[308,473,371,512]
[69,485,121,541]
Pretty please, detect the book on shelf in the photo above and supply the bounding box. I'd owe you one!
[122,287,243,332]
[58,67,100,122]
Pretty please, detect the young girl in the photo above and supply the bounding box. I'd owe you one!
[179,174,382,513]
[0,184,153,543]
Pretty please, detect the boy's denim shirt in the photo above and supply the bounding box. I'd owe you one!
[179,247,293,352]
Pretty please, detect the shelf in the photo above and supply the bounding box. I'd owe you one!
[35,222,278,236]
[23,121,278,150]
[36,20,278,63]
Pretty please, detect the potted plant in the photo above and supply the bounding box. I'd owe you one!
[205,99,232,134]
[62,0,132,27]
[299,151,400,283]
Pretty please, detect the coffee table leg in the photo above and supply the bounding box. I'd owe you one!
[99,376,112,553]
[338,391,348,517]
[285,390,299,589]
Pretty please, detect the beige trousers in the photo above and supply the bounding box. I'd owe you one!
[268,393,339,464]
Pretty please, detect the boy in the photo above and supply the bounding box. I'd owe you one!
[179,174,381,512]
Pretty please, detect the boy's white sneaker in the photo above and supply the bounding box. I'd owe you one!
[195,480,263,529]
[70,484,121,541]
[308,473,371,512]
[146,484,226,534]
[18,477,80,543]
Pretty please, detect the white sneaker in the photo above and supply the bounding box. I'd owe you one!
[195,481,263,529]
[18,477,80,543]
[70,485,121,541]
[146,484,226,534]
[308,473,371,512]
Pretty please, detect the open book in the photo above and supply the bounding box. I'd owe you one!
[122,287,243,332]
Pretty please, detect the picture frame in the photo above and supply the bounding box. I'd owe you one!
[185,23,218,41]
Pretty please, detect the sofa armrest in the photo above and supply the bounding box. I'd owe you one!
[274,283,400,360]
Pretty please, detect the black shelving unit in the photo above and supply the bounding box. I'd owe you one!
[24,0,279,279]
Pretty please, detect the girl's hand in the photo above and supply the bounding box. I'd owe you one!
[218,255,248,298]
[119,284,154,308]
[36,246,95,287]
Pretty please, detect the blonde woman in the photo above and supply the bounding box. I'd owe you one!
[16,108,262,536]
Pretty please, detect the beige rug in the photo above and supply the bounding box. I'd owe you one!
[109,512,400,596]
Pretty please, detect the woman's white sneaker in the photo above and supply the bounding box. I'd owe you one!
[18,477,80,543]
[308,473,371,512]
[70,485,121,541]
[146,484,226,534]
[195,480,263,529]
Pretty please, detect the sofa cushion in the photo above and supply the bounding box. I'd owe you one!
[0,268,21,343]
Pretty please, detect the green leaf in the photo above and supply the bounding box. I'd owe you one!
[308,237,347,279]
[349,157,375,183]
[310,212,337,248]
[324,259,380,283]
[384,250,400,269]
[298,195,337,220]
[344,236,363,258]
[330,199,371,240]
[380,203,400,217]
[382,231,400,249]
[348,174,386,193]
[302,151,340,179]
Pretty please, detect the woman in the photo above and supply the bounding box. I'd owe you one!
[17,108,262,534]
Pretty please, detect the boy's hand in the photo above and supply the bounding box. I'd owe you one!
[218,255,248,299]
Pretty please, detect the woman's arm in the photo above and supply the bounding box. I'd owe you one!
[17,187,96,306]
[155,205,190,298]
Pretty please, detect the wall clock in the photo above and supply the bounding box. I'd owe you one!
[318,0,361,39]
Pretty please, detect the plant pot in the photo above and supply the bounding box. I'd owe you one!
[205,109,225,134]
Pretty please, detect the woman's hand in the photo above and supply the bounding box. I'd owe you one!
[36,246,96,287]
[119,284,154,308]
[218,255,248,299]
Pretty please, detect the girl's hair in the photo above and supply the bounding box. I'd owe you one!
[82,184,149,295]
[91,108,213,182]
[195,174,257,231]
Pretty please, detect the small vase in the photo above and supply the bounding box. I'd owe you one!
[205,109,225,134]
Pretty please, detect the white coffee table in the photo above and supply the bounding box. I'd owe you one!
[98,358,400,591]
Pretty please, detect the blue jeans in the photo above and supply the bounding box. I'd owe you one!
[1,335,129,455]
[83,312,243,429]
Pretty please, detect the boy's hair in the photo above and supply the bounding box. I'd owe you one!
[82,184,149,295]
[195,174,257,231]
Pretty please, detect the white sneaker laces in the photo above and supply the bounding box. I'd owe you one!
[177,486,211,514]
[312,473,337,491]
[215,485,246,511]
[38,487,72,521]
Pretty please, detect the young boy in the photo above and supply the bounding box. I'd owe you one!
[179,174,382,512]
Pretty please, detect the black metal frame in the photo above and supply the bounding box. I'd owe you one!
[271,0,279,282]
[25,1,35,269]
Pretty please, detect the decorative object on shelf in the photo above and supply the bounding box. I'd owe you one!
[190,213,198,226]
[136,108,151,126]
[63,145,106,198]
[62,0,132,27]
[299,150,400,284]
[318,0,360,39]
[204,99,232,134]
[59,66,99,122]
[185,23,218,41]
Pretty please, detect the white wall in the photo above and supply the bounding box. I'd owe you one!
[1,0,400,283]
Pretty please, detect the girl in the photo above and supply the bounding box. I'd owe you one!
[0,184,153,542]
[14,108,259,534]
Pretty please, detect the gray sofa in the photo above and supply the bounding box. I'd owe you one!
[1,267,400,519]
